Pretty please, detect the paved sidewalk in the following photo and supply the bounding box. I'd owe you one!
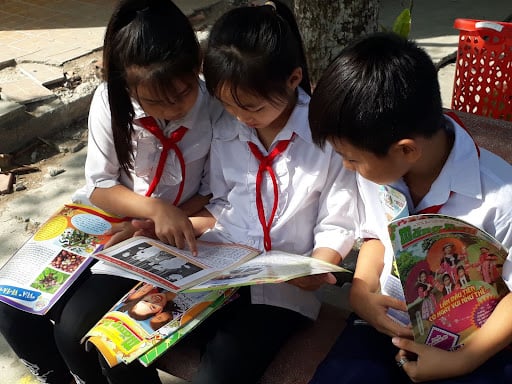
[0,0,226,155]
[0,0,510,383]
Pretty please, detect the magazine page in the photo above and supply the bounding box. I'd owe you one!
[379,185,408,221]
[138,288,238,367]
[83,282,235,367]
[92,237,261,292]
[186,250,350,292]
[0,204,116,314]
[388,214,509,350]
[377,185,411,325]
[90,260,145,281]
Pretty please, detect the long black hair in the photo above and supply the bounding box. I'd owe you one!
[102,0,200,174]
[203,1,310,108]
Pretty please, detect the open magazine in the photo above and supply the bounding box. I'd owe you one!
[83,281,237,367]
[91,236,350,293]
[388,214,509,351]
[0,204,118,314]
[186,250,350,292]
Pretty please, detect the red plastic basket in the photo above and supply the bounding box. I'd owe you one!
[451,18,512,121]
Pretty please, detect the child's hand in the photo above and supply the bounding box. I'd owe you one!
[104,221,137,248]
[350,280,412,338]
[148,201,198,255]
[392,337,467,382]
[287,273,337,291]
[132,219,157,239]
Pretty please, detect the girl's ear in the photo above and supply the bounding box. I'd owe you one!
[287,67,303,90]
[393,138,422,163]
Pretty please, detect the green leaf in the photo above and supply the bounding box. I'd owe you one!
[392,8,412,38]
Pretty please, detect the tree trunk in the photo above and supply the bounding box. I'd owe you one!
[294,0,380,85]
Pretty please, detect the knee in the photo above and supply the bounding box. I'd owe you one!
[0,302,38,333]
[53,312,91,351]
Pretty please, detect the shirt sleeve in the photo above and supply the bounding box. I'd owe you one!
[313,146,358,259]
[204,115,234,219]
[83,83,123,198]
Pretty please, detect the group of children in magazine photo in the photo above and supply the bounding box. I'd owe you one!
[0,0,511,383]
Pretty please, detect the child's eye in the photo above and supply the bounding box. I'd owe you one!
[248,107,264,113]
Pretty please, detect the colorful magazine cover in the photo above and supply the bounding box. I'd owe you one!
[83,281,236,367]
[0,204,117,314]
[138,288,238,367]
[388,214,509,350]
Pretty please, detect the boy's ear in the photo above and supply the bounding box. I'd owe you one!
[393,139,422,163]
[287,67,303,90]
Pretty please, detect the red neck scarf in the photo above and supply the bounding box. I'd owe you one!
[137,116,188,206]
[248,136,294,251]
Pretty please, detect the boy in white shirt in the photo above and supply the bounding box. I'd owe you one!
[308,32,512,383]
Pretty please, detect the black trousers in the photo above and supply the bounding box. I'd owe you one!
[102,286,311,384]
[309,313,512,384]
[0,271,139,384]
[1,271,309,384]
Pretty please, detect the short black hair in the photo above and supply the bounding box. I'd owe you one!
[309,32,444,156]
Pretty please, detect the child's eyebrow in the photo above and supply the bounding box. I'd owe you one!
[139,96,162,103]
[221,98,261,110]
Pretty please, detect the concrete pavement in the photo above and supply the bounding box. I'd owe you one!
[0,0,511,383]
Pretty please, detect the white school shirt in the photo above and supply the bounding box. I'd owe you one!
[73,80,223,205]
[358,114,512,291]
[202,88,358,320]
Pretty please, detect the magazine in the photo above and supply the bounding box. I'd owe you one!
[83,281,237,367]
[91,236,349,293]
[0,204,119,314]
[138,287,238,367]
[185,250,350,292]
[388,214,509,351]
[375,185,411,325]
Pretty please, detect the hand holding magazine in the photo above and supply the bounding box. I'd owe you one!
[86,232,350,367]
[377,185,509,350]
[388,214,509,351]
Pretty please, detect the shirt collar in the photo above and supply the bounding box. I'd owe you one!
[430,114,482,199]
[393,114,482,213]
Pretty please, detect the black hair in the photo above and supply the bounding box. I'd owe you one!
[203,1,310,108]
[416,282,428,291]
[309,32,444,156]
[442,273,453,282]
[102,0,200,174]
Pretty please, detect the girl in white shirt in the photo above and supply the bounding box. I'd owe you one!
[172,2,357,384]
[75,1,223,252]
[0,1,222,383]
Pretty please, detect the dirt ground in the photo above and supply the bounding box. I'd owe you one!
[0,117,88,205]
[0,51,98,207]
